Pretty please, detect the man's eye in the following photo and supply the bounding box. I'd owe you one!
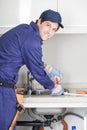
[47,23,50,27]
[53,28,57,32]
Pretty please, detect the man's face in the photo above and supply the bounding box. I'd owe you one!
[37,19,59,41]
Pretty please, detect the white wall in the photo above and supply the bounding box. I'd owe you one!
[43,34,87,84]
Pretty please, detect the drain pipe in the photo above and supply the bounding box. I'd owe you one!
[61,120,68,130]
[57,112,84,130]
[39,126,44,130]
[57,115,68,130]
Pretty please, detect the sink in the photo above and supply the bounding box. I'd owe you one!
[31,108,66,115]
[26,72,66,119]
[27,107,66,121]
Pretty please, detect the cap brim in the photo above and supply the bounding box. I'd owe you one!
[59,23,64,28]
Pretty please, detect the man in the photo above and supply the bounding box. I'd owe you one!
[0,9,64,130]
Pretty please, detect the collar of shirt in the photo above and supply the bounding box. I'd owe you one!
[30,21,43,45]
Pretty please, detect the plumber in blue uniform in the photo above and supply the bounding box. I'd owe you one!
[0,9,64,130]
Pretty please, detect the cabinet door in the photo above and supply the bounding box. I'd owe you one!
[19,0,57,23]
[0,0,20,26]
[0,0,57,34]
[58,0,87,33]
[0,0,20,34]
[30,0,57,22]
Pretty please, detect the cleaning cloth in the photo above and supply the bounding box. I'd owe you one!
[51,84,64,96]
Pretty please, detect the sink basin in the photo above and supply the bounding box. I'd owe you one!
[27,107,66,121]
[31,108,66,115]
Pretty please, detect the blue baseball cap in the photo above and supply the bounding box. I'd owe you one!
[39,9,64,28]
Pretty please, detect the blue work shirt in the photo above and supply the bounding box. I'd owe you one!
[0,21,54,90]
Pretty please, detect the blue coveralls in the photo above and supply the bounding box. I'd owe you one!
[0,21,54,130]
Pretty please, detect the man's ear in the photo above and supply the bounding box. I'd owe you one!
[37,19,42,25]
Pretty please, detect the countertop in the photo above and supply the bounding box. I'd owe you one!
[22,94,87,108]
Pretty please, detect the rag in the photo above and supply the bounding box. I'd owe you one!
[51,84,64,96]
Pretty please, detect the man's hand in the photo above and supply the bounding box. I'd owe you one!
[51,84,64,96]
